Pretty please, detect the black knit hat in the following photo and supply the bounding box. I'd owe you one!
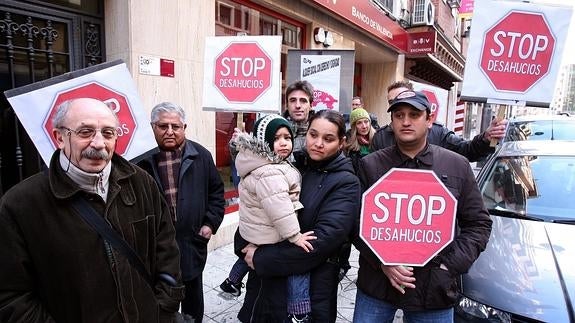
[253,114,293,151]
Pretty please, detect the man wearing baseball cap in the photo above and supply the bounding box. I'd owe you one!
[371,80,507,161]
[352,90,492,322]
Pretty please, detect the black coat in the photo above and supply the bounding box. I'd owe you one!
[354,144,492,311]
[235,152,361,323]
[136,140,225,281]
[370,123,494,162]
[0,151,183,322]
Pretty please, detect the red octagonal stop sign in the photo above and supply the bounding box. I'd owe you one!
[43,82,137,155]
[214,42,272,103]
[421,90,439,123]
[480,11,555,93]
[360,168,457,266]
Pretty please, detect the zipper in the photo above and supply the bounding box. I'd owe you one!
[97,172,105,194]
[249,278,264,323]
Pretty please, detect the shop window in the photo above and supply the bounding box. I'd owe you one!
[281,21,301,48]
[217,2,233,26]
[260,14,278,35]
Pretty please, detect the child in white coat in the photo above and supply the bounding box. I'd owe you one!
[220,114,315,322]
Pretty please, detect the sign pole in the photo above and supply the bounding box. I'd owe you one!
[236,112,244,131]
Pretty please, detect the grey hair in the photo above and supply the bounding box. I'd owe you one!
[52,100,73,129]
[52,98,120,129]
[151,102,186,124]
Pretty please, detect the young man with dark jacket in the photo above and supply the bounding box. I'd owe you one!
[353,91,492,322]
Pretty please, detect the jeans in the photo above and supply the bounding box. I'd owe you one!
[287,273,311,315]
[353,289,454,323]
[228,258,250,283]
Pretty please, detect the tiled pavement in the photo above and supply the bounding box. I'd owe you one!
[201,242,404,323]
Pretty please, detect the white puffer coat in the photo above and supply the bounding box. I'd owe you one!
[234,133,304,245]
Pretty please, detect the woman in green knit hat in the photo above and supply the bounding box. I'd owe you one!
[344,108,376,173]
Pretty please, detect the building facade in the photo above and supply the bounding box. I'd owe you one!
[552,64,575,115]
[0,0,467,197]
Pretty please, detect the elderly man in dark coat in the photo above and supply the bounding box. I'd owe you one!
[0,98,184,322]
[136,102,225,323]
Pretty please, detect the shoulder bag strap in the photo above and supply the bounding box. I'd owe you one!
[70,197,154,286]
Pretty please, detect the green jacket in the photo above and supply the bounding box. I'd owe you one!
[0,150,184,323]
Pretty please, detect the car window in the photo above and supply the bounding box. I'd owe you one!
[505,120,575,141]
[481,156,575,221]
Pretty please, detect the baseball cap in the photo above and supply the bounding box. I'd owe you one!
[387,90,431,113]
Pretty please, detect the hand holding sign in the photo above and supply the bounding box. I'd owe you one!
[380,264,416,294]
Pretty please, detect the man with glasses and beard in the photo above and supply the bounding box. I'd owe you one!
[371,80,507,162]
[136,102,225,323]
[0,98,184,322]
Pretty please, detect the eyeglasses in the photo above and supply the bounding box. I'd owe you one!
[60,127,118,140]
[153,123,184,132]
[388,90,416,104]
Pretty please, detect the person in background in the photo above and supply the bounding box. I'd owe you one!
[351,96,363,110]
[136,102,225,323]
[282,80,315,155]
[371,80,507,162]
[236,110,361,323]
[339,107,377,282]
[221,114,316,322]
[344,108,376,172]
[353,91,492,322]
[0,98,184,322]
[351,96,380,130]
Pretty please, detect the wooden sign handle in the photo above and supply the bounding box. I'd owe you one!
[236,112,244,132]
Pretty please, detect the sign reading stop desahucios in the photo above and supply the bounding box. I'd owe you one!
[460,1,572,106]
[4,60,156,166]
[360,168,457,267]
[202,36,282,113]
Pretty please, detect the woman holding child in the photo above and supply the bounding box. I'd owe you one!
[235,109,361,323]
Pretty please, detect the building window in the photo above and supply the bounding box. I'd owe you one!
[372,0,393,12]
[25,0,102,15]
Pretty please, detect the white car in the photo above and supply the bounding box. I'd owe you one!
[503,114,575,142]
[455,140,575,322]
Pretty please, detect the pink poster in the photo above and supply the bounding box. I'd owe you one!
[459,0,474,17]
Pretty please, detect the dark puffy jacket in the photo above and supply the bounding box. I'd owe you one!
[354,144,492,311]
[136,140,225,281]
[371,123,494,162]
[235,152,361,323]
[0,151,184,323]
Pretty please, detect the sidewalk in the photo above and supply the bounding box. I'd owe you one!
[201,214,403,322]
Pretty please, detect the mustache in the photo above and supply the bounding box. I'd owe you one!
[81,148,111,160]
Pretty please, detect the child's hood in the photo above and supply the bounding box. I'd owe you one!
[233,132,284,177]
